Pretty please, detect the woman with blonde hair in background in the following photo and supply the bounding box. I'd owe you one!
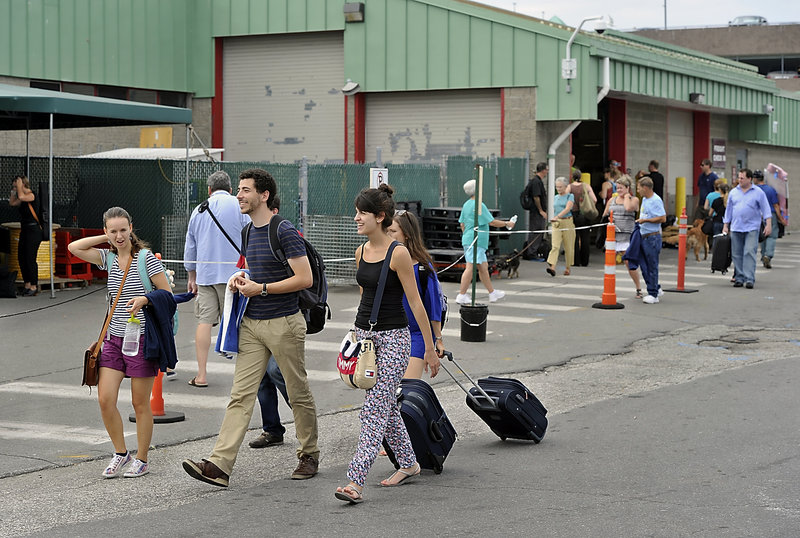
[546,177,576,276]
[603,175,642,297]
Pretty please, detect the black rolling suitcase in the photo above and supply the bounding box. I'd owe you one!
[711,233,732,274]
[383,378,457,474]
[441,352,548,443]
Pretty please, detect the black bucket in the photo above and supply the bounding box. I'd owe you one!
[460,304,488,342]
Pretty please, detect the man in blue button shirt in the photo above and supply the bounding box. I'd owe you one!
[184,171,250,386]
[753,170,786,269]
[723,169,772,289]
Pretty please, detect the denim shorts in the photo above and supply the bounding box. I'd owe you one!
[100,334,159,378]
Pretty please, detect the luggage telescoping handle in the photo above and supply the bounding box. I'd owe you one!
[440,351,498,409]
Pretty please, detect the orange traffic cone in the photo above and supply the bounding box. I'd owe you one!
[593,213,624,310]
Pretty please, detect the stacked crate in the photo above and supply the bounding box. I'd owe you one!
[422,207,504,281]
[55,228,108,282]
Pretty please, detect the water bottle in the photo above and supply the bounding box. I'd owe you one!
[507,214,518,229]
[122,316,141,356]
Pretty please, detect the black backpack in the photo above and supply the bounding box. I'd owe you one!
[241,216,331,334]
[418,263,448,329]
[520,181,534,210]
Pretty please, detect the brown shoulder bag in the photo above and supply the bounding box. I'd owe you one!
[83,255,132,387]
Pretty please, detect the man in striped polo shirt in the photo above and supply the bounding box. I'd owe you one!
[183,168,320,487]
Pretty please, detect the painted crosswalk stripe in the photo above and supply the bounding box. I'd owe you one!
[0,421,134,445]
[185,362,342,382]
[0,381,233,410]
[485,301,580,311]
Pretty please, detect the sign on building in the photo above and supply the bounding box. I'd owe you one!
[370,168,388,188]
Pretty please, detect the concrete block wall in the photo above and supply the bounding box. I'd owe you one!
[502,87,536,158]
[626,102,667,176]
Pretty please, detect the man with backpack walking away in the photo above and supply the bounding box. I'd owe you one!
[182,168,320,487]
[184,171,250,387]
[520,162,548,260]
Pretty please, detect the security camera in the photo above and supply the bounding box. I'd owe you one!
[763,104,775,115]
[595,20,608,34]
[341,79,360,96]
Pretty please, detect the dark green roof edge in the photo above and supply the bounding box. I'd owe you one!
[0,84,192,124]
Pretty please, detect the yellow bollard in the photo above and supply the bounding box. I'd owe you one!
[675,176,686,217]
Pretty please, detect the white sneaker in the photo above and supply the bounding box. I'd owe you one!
[488,289,506,302]
[455,293,471,304]
[642,295,659,304]
[102,452,132,478]
[657,287,664,298]
[123,458,149,478]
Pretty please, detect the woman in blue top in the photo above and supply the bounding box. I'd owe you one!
[455,179,516,304]
[388,210,445,379]
[546,177,576,276]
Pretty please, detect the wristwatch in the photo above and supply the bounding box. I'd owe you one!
[261,283,268,297]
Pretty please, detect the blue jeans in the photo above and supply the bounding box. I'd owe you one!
[257,356,290,435]
[760,212,779,259]
[731,229,759,284]
[639,233,662,298]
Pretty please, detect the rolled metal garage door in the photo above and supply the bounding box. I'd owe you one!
[222,32,344,163]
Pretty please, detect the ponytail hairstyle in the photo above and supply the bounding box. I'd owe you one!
[719,183,730,205]
[102,206,149,255]
[355,183,396,230]
[393,210,433,267]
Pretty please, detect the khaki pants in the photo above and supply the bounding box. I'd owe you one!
[208,313,319,475]
[547,217,576,268]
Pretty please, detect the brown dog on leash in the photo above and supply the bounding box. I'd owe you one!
[686,219,709,261]
[495,249,520,279]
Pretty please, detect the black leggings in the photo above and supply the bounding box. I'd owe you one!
[18,224,41,286]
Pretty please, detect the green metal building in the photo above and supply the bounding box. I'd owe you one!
[0,0,798,218]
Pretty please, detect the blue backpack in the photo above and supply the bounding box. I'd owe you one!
[106,248,179,335]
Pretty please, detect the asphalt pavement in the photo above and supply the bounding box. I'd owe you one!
[2,233,799,536]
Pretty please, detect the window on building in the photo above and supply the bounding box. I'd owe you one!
[30,80,61,91]
[158,91,187,108]
[62,82,95,96]
[129,89,158,104]
[97,85,129,101]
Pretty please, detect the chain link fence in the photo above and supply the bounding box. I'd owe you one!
[1,155,527,285]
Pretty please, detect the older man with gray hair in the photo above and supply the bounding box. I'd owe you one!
[184,170,250,387]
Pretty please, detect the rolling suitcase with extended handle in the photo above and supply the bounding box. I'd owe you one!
[441,351,548,443]
[382,378,457,474]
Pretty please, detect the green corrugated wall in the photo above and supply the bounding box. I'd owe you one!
[0,0,798,147]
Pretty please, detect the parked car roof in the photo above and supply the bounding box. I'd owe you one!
[728,15,768,26]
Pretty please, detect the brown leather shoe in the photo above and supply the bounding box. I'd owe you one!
[248,431,284,449]
[291,454,319,480]
[182,458,229,487]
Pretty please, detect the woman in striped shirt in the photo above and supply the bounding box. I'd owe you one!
[68,207,171,479]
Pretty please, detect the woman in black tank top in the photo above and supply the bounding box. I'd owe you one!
[335,185,438,505]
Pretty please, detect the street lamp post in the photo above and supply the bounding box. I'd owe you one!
[563,15,604,94]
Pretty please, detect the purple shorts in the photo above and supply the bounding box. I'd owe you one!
[99,334,159,378]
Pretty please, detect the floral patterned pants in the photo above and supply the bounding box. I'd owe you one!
[347,327,416,487]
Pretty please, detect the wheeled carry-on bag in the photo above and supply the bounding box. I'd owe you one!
[383,378,457,474]
[441,351,548,443]
[711,233,732,274]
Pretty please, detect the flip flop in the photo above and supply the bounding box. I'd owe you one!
[380,463,421,487]
[335,484,364,504]
[188,377,208,388]
[546,266,556,277]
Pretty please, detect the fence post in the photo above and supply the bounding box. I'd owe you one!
[299,156,308,233]
[440,154,448,207]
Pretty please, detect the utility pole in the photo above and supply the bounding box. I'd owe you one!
[663,0,667,29]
